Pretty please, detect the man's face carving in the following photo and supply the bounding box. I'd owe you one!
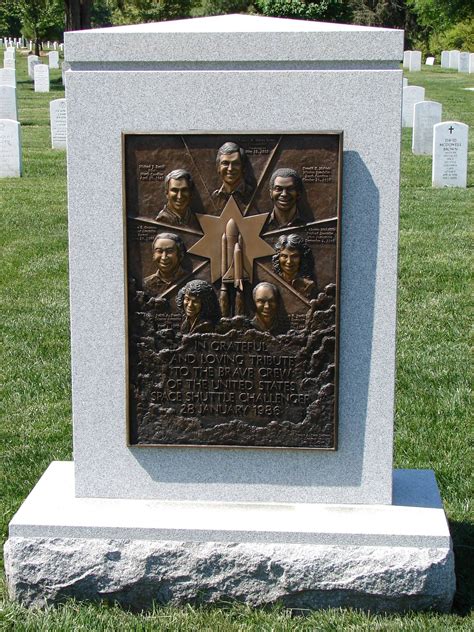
[271,176,299,213]
[218,151,243,188]
[254,286,277,323]
[153,238,180,275]
[166,178,191,214]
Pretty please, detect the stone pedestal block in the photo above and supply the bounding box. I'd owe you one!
[5,463,455,612]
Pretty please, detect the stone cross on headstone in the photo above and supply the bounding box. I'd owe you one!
[412,101,442,155]
[432,121,468,188]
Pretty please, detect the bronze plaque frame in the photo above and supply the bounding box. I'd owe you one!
[124,132,342,450]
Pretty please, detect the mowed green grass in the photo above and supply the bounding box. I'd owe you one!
[0,56,472,630]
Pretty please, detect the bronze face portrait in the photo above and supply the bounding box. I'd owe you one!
[125,133,342,449]
[251,282,279,333]
[272,234,316,299]
[142,232,187,296]
[267,168,304,230]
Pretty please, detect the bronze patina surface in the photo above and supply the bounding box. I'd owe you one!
[125,133,341,449]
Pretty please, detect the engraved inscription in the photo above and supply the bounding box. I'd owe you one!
[302,166,333,183]
[138,163,165,181]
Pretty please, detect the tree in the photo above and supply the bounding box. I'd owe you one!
[64,0,92,30]
[406,0,474,54]
[254,0,353,22]
[113,0,192,24]
[0,0,23,37]
[19,0,63,54]
[200,0,249,16]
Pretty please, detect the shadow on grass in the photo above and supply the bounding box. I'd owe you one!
[450,519,474,615]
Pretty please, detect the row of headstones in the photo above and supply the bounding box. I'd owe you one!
[403,50,474,73]
[1,38,63,51]
[402,82,468,188]
[0,101,67,177]
[1,52,67,177]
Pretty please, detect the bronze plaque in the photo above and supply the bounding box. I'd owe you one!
[125,133,341,449]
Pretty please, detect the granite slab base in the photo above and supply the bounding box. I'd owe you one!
[4,462,455,612]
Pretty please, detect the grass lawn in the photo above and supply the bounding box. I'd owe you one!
[0,54,472,630]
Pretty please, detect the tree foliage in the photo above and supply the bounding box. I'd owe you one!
[113,0,192,24]
[0,0,23,37]
[200,0,249,17]
[19,0,63,52]
[254,0,353,22]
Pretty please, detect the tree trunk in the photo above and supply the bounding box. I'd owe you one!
[65,0,92,30]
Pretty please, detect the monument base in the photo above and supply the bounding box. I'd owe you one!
[5,462,455,612]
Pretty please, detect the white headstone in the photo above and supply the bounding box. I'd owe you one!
[0,68,16,87]
[432,121,468,188]
[0,85,17,120]
[0,118,21,177]
[403,77,408,87]
[470,53,474,74]
[448,50,459,69]
[412,101,442,155]
[34,64,50,92]
[50,98,67,149]
[3,57,15,70]
[402,85,425,128]
[61,61,71,86]
[408,50,422,72]
[458,52,470,73]
[27,55,39,78]
[5,46,15,58]
[425,57,435,66]
[59,43,64,52]
[48,51,59,69]
[53,42,58,50]
[403,50,411,69]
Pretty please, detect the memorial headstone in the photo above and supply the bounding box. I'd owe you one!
[440,51,449,67]
[0,68,16,87]
[50,98,67,149]
[27,55,39,78]
[3,57,14,70]
[59,43,64,52]
[48,51,59,69]
[34,64,49,92]
[4,15,455,613]
[458,52,470,73]
[448,50,459,69]
[0,118,21,177]
[0,85,17,120]
[403,50,411,68]
[432,121,468,188]
[403,77,408,87]
[412,100,442,155]
[61,61,70,86]
[408,50,421,71]
[470,53,474,74]
[402,85,425,127]
[425,56,435,66]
